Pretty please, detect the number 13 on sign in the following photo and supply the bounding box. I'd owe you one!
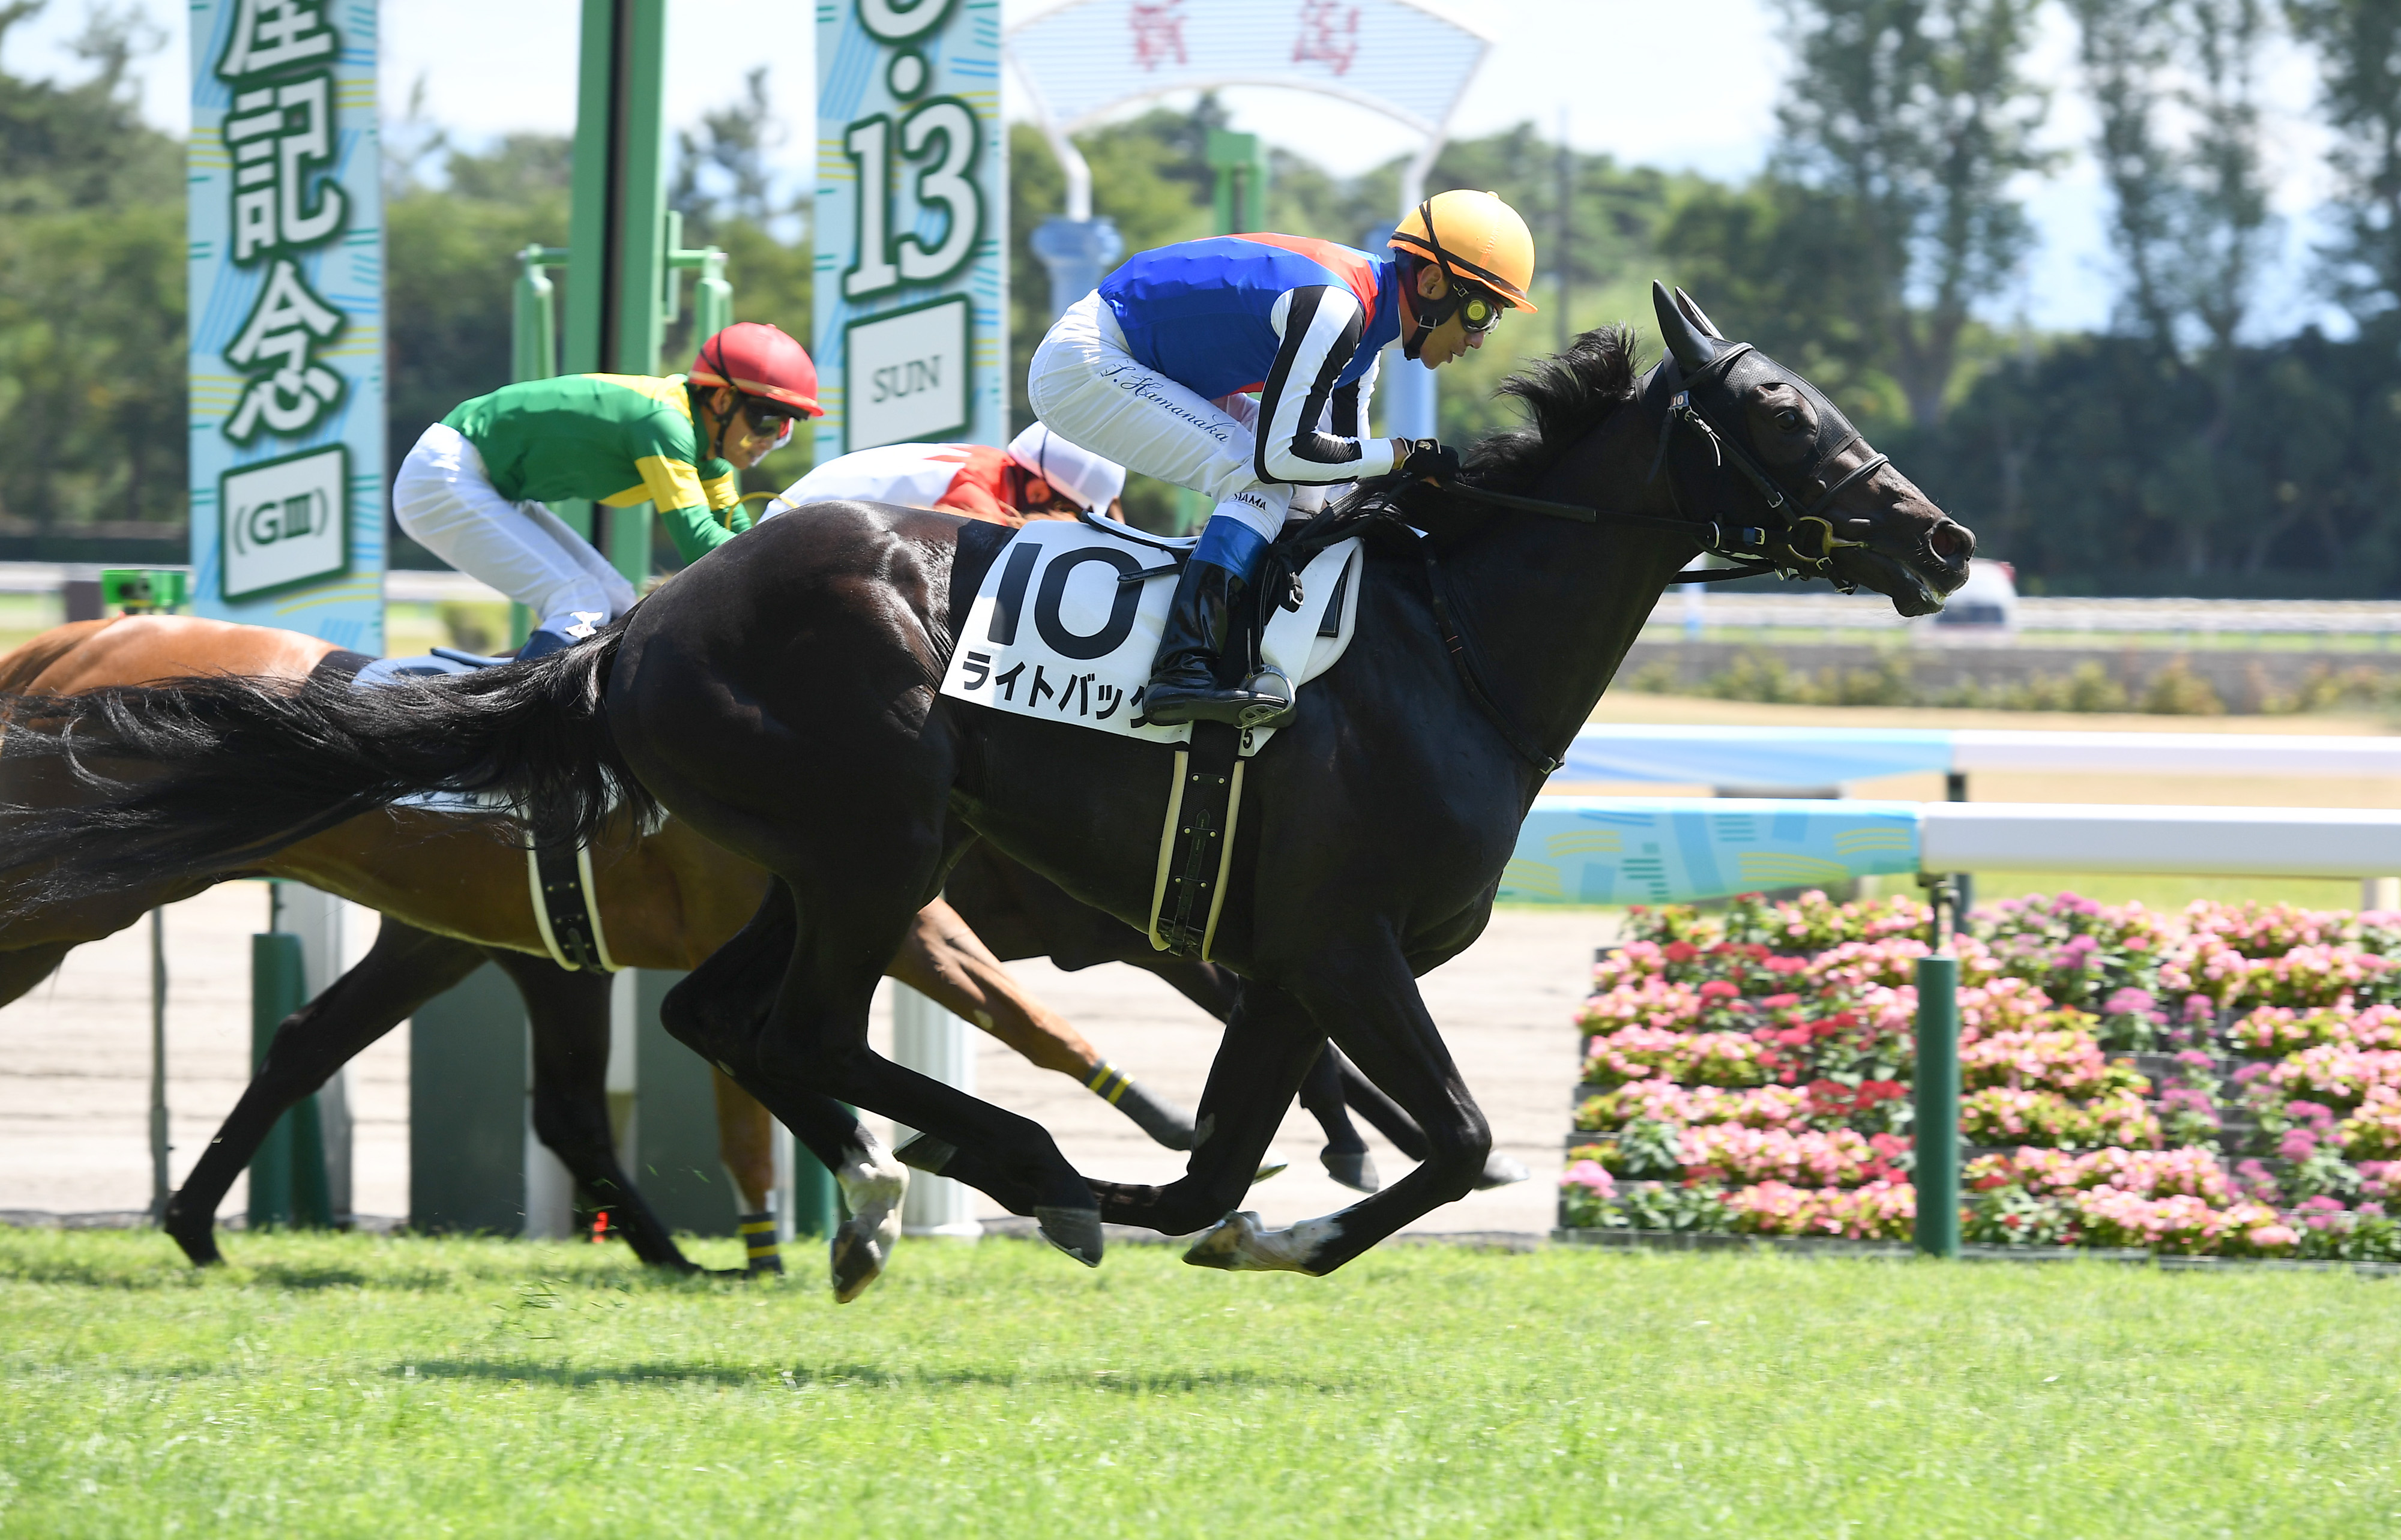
[843,98,983,299]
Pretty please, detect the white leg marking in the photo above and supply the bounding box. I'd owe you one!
[1181,1209,1343,1274]
[830,1131,908,1304]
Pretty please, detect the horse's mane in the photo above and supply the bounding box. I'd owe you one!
[1463,325,1645,495]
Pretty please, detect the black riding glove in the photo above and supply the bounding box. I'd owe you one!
[1400,439,1461,484]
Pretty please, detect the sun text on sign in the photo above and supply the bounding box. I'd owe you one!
[845,296,969,451]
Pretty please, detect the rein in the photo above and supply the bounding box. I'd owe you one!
[1357,349,1893,774]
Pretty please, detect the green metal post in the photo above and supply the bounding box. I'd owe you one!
[249,930,331,1230]
[567,0,669,586]
[794,1132,837,1241]
[1913,953,1960,1259]
[512,247,571,385]
[1206,128,1268,233]
[1168,130,1274,534]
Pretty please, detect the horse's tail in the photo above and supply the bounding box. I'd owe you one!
[0,624,650,910]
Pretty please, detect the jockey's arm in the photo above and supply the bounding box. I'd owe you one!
[1254,285,1399,487]
[634,453,752,564]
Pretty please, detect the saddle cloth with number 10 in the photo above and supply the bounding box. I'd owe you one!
[937,517,1363,756]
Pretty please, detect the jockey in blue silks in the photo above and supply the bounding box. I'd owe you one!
[1028,189,1541,728]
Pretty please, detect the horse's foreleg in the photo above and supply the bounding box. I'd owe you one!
[164,916,482,1266]
[891,898,1198,1150]
[1328,1044,1530,1190]
[486,949,696,1273]
[1178,944,1492,1277]
[1298,1046,1377,1191]
[1087,981,1327,1235]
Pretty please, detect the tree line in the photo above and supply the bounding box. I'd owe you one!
[5,1,2401,592]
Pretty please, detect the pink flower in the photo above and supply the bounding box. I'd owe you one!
[1561,1159,1616,1195]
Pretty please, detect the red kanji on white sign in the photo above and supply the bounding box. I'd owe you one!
[1292,0,1361,76]
[1130,0,1188,71]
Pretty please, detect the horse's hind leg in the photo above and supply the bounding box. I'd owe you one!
[484,949,696,1272]
[660,883,906,1302]
[165,916,482,1266]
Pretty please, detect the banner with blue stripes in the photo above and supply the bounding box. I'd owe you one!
[1504,798,1923,906]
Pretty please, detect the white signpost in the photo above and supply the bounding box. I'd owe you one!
[187,0,384,649]
[815,0,1006,457]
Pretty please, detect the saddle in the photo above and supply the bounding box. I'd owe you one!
[310,646,621,974]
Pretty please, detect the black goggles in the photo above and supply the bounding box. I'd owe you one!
[740,397,798,432]
[1451,282,1505,334]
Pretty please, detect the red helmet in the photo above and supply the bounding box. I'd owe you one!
[690,322,822,418]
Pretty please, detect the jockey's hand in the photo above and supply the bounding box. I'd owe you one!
[1400,439,1462,486]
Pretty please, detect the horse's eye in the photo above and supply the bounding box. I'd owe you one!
[1775,408,1803,433]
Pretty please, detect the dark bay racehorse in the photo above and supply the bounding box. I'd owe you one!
[0,288,1970,1277]
[0,616,1455,1284]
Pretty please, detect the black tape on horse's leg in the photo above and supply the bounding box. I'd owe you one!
[166,916,483,1266]
[490,949,696,1272]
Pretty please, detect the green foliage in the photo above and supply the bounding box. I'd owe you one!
[1891,320,2401,593]
[0,3,183,550]
[2289,0,2401,318]
[8,1227,2401,1536]
[1771,0,2055,426]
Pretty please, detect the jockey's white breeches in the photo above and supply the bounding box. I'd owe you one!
[1027,291,1296,548]
[392,423,637,643]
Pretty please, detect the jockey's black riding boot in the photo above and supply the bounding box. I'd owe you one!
[1142,559,1294,729]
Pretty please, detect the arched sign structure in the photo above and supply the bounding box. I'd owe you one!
[1006,0,1489,439]
[1007,0,1488,224]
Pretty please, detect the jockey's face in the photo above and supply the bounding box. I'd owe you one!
[1402,263,1490,370]
[707,387,789,470]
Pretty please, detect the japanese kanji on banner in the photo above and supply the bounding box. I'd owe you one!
[187,0,384,651]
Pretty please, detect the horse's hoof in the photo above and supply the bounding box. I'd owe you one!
[1182,1211,1330,1274]
[163,1203,221,1268]
[173,1232,223,1268]
[1252,1147,1290,1184]
[831,1143,909,1303]
[829,1222,890,1304]
[1474,1153,1532,1190]
[1034,1205,1104,1268]
[1322,1148,1381,1193]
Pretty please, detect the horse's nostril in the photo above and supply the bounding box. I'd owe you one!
[1929,523,1968,563]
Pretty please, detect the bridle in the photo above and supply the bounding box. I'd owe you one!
[1327,331,1906,774]
[1646,343,1890,588]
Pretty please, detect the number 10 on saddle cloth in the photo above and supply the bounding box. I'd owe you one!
[937,520,1362,754]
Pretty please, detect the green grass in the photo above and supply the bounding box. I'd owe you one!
[3,1230,2397,1536]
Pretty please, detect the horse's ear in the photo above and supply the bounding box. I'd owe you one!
[1653,279,1724,372]
[1673,286,1728,341]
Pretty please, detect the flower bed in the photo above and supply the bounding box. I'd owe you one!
[1559,890,2401,1260]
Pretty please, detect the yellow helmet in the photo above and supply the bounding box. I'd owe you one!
[1390,189,1540,313]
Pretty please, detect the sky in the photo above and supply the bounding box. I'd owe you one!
[0,0,2352,338]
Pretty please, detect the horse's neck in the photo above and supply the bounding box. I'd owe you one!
[1442,403,1699,768]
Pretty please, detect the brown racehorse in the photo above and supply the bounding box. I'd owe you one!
[0,615,1205,1283]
